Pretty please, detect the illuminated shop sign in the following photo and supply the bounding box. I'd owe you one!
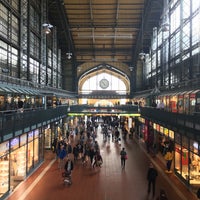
[20,134,27,146]
[11,137,19,150]
[68,113,140,117]
[169,130,174,139]
[160,126,164,134]
[0,141,9,154]
[156,124,160,132]
[28,131,34,141]
[164,128,169,136]
[193,142,198,149]
[34,129,39,138]
[153,123,156,130]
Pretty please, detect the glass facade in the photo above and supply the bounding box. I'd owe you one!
[145,0,200,89]
[0,1,62,88]
[81,72,127,93]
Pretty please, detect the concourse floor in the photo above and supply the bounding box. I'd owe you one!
[6,128,198,200]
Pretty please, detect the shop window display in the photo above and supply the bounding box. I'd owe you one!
[10,146,26,190]
[34,138,39,165]
[175,146,189,179]
[175,135,190,181]
[0,156,9,196]
[27,141,34,172]
[0,141,9,197]
[182,148,189,180]
[189,140,200,185]
[189,153,200,184]
[44,128,52,149]
[175,139,200,185]
[175,143,181,175]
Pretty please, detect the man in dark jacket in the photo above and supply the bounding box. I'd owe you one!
[120,147,127,169]
[147,162,158,197]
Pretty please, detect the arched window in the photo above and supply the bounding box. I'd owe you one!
[81,72,126,94]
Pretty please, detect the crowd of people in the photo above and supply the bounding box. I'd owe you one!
[51,117,168,199]
[52,116,131,183]
[52,120,107,185]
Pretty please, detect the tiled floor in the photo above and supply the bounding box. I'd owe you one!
[6,129,198,200]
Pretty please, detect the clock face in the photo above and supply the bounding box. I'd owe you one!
[99,78,109,89]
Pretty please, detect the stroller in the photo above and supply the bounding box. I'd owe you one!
[62,170,72,186]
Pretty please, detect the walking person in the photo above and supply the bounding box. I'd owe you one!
[58,145,67,170]
[120,147,127,169]
[164,149,173,173]
[147,162,158,197]
[88,148,95,168]
[63,158,74,185]
[93,151,103,168]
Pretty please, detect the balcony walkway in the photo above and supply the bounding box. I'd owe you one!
[6,127,198,200]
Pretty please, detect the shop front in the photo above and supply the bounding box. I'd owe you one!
[145,120,200,190]
[136,117,146,139]
[156,125,174,156]
[174,132,200,190]
[0,129,44,199]
[44,119,65,150]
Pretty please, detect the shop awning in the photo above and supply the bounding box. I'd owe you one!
[15,88,29,94]
[0,87,5,93]
[4,87,32,95]
[2,87,12,93]
[25,88,41,95]
[29,89,40,95]
[7,87,23,94]
[20,88,33,95]
[0,85,41,96]
[0,86,26,94]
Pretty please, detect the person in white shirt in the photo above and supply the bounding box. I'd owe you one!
[158,100,165,110]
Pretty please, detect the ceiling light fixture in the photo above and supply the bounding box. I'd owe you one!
[42,23,53,34]
[66,52,72,59]
[129,66,134,71]
[161,23,170,32]
[139,9,146,61]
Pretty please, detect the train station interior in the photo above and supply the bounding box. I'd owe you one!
[0,0,200,199]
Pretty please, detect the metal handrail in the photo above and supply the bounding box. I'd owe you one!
[139,107,200,134]
[0,106,69,140]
